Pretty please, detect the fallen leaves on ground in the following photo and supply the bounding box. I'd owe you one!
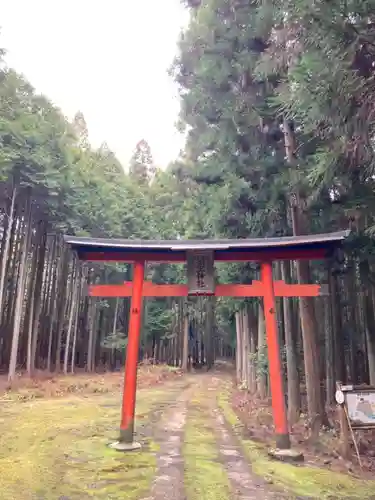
[0,364,183,401]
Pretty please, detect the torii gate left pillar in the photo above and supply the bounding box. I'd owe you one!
[110,260,145,451]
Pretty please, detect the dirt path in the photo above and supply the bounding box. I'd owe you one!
[214,403,289,499]
[144,384,192,500]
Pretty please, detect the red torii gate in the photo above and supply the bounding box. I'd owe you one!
[65,230,349,456]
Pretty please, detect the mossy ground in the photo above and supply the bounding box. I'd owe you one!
[218,389,375,499]
[183,393,232,500]
[0,381,182,500]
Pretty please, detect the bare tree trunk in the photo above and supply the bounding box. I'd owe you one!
[26,240,38,375]
[91,304,99,371]
[30,229,47,372]
[329,271,346,383]
[8,198,32,382]
[294,216,323,437]
[346,263,359,383]
[206,297,214,370]
[257,303,267,399]
[64,268,78,374]
[55,249,69,372]
[325,290,335,406]
[241,309,250,390]
[46,239,59,372]
[247,304,257,394]
[182,304,189,371]
[235,311,242,384]
[360,261,375,384]
[71,286,80,374]
[87,298,96,372]
[284,119,323,438]
[281,260,300,425]
[0,186,16,322]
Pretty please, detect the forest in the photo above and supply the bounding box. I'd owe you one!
[1,0,375,455]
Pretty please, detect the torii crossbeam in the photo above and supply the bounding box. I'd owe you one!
[65,230,350,455]
[89,281,328,298]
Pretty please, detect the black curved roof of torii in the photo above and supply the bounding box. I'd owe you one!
[64,230,350,262]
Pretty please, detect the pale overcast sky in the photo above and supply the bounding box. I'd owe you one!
[1,1,189,168]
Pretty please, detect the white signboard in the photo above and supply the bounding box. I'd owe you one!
[187,250,215,295]
[339,385,375,428]
[346,391,375,427]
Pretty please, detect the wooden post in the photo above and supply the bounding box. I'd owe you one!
[338,403,351,459]
[111,259,145,451]
[261,260,290,450]
[336,382,351,459]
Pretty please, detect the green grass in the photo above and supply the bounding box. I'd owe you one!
[218,391,375,499]
[183,394,232,500]
[0,386,181,500]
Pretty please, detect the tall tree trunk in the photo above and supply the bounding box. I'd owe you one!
[281,260,301,425]
[329,271,346,383]
[241,308,250,390]
[206,297,214,370]
[324,288,335,406]
[284,119,323,438]
[257,303,267,399]
[87,297,96,372]
[235,311,242,384]
[346,263,359,383]
[182,304,189,371]
[0,186,16,323]
[30,228,47,373]
[8,197,32,382]
[55,249,69,372]
[91,304,100,371]
[247,304,257,394]
[47,254,59,372]
[360,260,375,384]
[71,281,81,374]
[26,236,39,375]
[64,268,79,374]
[293,206,323,437]
[111,297,120,365]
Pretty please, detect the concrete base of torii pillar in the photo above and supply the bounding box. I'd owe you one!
[108,441,142,452]
[268,448,304,462]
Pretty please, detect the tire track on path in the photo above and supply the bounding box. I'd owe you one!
[205,373,294,499]
[142,377,197,500]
